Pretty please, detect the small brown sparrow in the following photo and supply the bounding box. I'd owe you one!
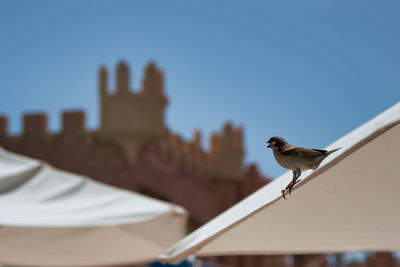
[266,136,340,199]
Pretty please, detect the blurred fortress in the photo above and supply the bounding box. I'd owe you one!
[0,61,273,266]
[0,61,269,223]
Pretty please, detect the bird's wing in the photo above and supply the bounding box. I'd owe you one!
[280,145,327,157]
[310,148,328,154]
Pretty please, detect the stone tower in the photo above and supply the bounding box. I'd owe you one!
[99,61,168,161]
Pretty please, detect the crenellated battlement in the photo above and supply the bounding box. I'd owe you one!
[0,111,87,137]
[62,111,86,134]
[99,61,165,97]
[23,113,48,136]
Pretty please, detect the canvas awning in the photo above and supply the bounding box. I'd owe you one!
[0,148,187,267]
[161,101,400,264]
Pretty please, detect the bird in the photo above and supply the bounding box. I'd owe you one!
[266,136,340,199]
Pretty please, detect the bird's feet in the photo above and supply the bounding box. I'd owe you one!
[281,189,287,199]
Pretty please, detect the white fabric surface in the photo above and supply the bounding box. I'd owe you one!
[161,102,400,264]
[0,149,187,266]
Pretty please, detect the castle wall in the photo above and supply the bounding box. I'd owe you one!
[0,109,269,223]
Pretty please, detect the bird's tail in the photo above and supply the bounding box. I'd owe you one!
[326,147,341,156]
[313,147,341,170]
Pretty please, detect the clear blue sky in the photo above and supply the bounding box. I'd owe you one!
[0,0,399,178]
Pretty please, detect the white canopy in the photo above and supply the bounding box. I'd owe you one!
[161,101,400,264]
[0,148,187,266]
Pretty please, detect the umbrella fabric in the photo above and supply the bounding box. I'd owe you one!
[0,148,187,266]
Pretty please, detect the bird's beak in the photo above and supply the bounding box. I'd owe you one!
[266,142,271,148]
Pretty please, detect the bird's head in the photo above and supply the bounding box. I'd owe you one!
[266,136,287,150]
